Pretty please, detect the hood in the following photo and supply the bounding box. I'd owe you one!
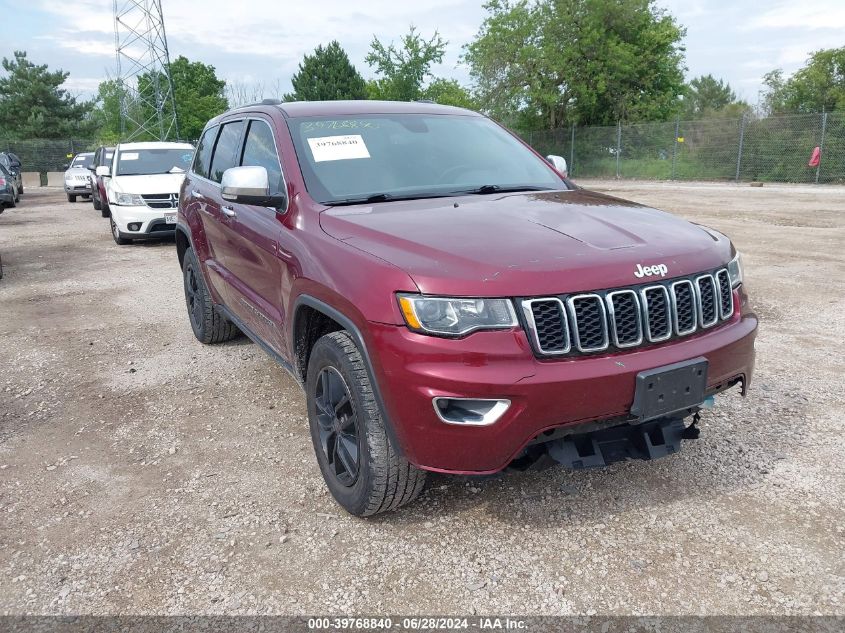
[64,167,91,177]
[109,172,186,195]
[319,189,733,296]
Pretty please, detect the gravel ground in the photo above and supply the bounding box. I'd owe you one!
[0,182,843,616]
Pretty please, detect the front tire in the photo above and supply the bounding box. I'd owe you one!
[307,331,426,516]
[110,218,130,245]
[182,248,239,344]
[67,194,76,203]
[93,194,101,210]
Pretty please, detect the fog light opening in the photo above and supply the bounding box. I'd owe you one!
[432,397,510,426]
[128,223,141,231]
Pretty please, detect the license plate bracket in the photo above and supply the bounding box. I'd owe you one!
[164,212,177,224]
[630,357,709,421]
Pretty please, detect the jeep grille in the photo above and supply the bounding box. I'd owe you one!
[521,267,735,357]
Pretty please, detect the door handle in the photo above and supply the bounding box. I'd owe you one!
[222,206,237,218]
[191,189,205,200]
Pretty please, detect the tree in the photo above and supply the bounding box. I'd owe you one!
[422,78,477,109]
[89,79,125,142]
[682,74,744,118]
[0,51,96,139]
[366,26,447,101]
[762,47,845,115]
[168,56,228,140]
[464,0,687,129]
[285,41,367,101]
[93,55,228,141]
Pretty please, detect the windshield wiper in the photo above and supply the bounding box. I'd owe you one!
[326,192,453,206]
[453,184,554,195]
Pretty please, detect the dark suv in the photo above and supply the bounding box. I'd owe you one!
[89,146,114,217]
[177,101,756,516]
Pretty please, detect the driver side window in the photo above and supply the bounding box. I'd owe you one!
[240,119,284,194]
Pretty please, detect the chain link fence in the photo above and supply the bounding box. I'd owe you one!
[0,139,100,175]
[4,112,844,184]
[526,112,845,184]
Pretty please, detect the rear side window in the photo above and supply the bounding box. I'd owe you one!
[192,126,218,179]
[209,121,244,183]
[240,120,283,194]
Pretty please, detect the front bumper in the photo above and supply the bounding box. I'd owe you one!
[110,203,177,236]
[65,183,92,195]
[369,303,757,474]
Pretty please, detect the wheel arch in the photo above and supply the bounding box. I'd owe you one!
[292,295,405,457]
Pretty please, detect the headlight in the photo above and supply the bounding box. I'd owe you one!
[115,192,145,206]
[397,294,517,336]
[727,252,743,288]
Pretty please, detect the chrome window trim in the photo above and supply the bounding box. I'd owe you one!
[715,269,734,320]
[670,280,698,336]
[520,297,571,355]
[695,274,719,328]
[639,285,673,343]
[605,289,643,348]
[566,293,609,353]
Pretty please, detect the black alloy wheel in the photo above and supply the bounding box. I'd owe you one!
[314,366,361,487]
[185,263,204,331]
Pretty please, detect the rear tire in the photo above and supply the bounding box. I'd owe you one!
[307,331,426,516]
[17,185,23,195]
[93,194,102,210]
[182,248,240,344]
[67,194,76,203]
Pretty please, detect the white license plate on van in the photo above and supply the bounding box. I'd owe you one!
[164,212,177,224]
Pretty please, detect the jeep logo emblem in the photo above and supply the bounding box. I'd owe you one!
[634,263,668,278]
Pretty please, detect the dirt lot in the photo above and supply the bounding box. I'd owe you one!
[1,182,843,616]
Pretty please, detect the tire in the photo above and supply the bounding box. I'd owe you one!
[93,194,101,210]
[18,185,23,195]
[307,331,426,516]
[67,194,76,203]
[182,247,240,344]
[110,218,130,245]
[6,194,15,208]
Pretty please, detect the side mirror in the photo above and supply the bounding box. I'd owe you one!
[62,163,70,170]
[546,154,568,178]
[96,166,110,177]
[221,166,288,211]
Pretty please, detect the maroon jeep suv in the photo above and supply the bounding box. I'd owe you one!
[176,100,756,516]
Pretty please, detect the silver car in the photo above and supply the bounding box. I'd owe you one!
[64,152,95,202]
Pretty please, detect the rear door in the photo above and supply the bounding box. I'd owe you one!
[219,117,289,355]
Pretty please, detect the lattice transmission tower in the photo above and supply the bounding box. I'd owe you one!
[113,0,180,141]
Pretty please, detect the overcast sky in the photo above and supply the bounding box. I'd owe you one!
[3,0,844,106]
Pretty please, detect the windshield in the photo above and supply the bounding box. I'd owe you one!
[116,148,194,176]
[287,114,566,204]
[71,154,94,169]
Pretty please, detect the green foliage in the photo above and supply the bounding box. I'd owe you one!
[92,55,228,141]
[366,26,447,101]
[169,56,228,140]
[89,79,124,142]
[0,51,96,139]
[763,48,845,114]
[683,74,749,119]
[285,41,367,101]
[464,0,687,130]
[421,78,477,109]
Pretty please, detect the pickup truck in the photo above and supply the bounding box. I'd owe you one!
[176,100,757,516]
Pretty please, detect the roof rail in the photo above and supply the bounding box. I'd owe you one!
[244,98,282,107]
